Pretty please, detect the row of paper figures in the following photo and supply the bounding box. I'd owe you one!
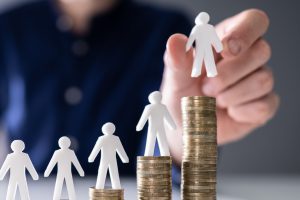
[0,91,177,200]
[0,11,223,200]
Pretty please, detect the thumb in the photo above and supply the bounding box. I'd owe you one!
[162,34,203,96]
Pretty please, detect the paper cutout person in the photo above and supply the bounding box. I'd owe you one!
[44,136,84,200]
[88,122,129,189]
[136,91,177,156]
[0,140,39,200]
[186,12,223,78]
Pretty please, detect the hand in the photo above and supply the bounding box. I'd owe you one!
[161,9,280,162]
[136,125,142,132]
[79,171,85,177]
[123,158,129,163]
[33,174,39,181]
[44,172,49,178]
[88,156,94,163]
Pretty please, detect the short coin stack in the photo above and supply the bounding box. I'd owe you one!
[181,96,217,200]
[137,156,172,200]
[89,187,124,200]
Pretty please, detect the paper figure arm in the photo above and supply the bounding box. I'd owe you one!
[71,151,85,177]
[44,151,58,177]
[136,106,151,131]
[116,138,129,163]
[0,155,11,180]
[186,26,197,51]
[163,106,177,130]
[25,154,39,180]
[88,138,103,163]
[210,27,223,53]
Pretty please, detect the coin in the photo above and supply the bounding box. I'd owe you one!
[181,96,217,200]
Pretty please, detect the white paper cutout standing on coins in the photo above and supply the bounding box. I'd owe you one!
[44,136,84,200]
[186,12,223,78]
[88,122,129,189]
[136,91,177,156]
[0,140,39,200]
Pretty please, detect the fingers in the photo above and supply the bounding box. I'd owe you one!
[203,39,271,96]
[216,9,270,57]
[162,34,203,98]
[228,92,280,125]
[217,67,274,108]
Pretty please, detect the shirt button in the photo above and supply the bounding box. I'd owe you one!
[72,40,89,56]
[56,15,73,32]
[64,87,82,105]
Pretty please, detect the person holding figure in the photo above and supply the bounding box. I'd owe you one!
[88,122,129,189]
[136,91,177,157]
[186,12,223,78]
[44,136,84,200]
[0,140,39,200]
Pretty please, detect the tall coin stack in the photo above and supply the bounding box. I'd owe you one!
[89,187,124,200]
[137,156,172,200]
[181,96,217,200]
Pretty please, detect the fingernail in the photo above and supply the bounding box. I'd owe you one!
[202,83,215,96]
[228,39,241,56]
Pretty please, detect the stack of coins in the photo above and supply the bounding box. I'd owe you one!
[89,187,124,200]
[181,96,217,200]
[137,156,172,200]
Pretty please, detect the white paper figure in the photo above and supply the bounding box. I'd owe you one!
[0,140,39,200]
[44,136,84,200]
[136,91,176,156]
[186,12,223,78]
[88,123,129,189]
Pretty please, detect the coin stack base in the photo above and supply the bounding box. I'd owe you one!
[137,156,172,200]
[89,187,124,200]
[181,96,217,200]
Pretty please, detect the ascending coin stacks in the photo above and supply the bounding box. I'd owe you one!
[181,96,217,200]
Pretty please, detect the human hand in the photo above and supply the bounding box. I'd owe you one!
[161,9,279,162]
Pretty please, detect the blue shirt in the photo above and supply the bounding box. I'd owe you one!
[0,0,191,175]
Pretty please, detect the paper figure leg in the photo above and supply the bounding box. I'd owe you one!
[144,128,156,156]
[96,162,109,189]
[204,50,217,77]
[192,49,204,77]
[109,161,121,189]
[157,130,170,156]
[18,180,30,200]
[65,175,76,200]
[53,175,64,200]
[6,181,17,200]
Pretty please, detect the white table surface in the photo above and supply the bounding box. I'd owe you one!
[0,175,299,200]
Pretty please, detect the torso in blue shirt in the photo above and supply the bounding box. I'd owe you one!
[0,0,190,175]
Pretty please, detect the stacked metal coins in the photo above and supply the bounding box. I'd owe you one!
[181,96,217,200]
[137,156,172,199]
[89,187,124,200]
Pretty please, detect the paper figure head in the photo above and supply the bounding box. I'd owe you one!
[59,136,71,149]
[195,12,210,25]
[11,140,25,152]
[148,91,162,104]
[102,122,116,135]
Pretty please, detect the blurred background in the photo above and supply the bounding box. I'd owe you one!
[0,0,298,176]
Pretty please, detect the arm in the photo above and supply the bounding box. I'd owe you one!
[116,138,129,163]
[136,106,151,131]
[71,151,84,177]
[164,106,177,130]
[25,154,39,180]
[88,138,103,163]
[186,26,197,51]
[210,27,223,53]
[0,155,11,180]
[44,151,58,177]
